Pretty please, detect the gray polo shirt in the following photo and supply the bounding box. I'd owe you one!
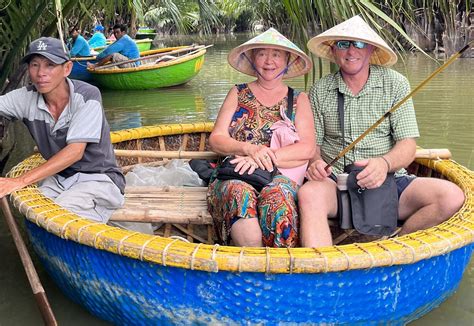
[0,78,125,193]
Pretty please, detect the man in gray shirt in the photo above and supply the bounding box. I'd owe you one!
[0,37,151,233]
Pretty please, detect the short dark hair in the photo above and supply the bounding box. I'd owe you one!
[69,27,80,34]
[113,24,127,33]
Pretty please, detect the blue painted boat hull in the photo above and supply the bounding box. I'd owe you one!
[70,59,97,82]
[26,221,473,325]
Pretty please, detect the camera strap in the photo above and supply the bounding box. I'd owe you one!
[337,90,346,168]
[287,87,294,121]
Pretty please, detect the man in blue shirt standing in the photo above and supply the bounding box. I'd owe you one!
[69,27,91,57]
[87,24,140,69]
[88,24,107,49]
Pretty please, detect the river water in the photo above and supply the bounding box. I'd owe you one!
[0,33,472,325]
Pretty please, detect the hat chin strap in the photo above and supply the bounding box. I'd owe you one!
[241,53,299,80]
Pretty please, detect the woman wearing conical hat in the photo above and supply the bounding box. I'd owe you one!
[298,16,464,247]
[207,28,315,248]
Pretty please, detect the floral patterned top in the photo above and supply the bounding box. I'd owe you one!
[229,83,298,146]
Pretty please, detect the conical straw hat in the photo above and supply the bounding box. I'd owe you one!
[228,28,312,79]
[307,15,397,66]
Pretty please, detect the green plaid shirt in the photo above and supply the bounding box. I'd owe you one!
[309,65,419,175]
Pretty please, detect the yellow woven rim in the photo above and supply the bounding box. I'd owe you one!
[7,123,474,274]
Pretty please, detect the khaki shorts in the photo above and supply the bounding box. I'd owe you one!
[39,173,124,223]
[39,173,154,234]
[112,53,136,68]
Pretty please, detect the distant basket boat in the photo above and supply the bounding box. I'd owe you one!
[7,123,474,325]
[89,46,207,90]
[135,27,157,40]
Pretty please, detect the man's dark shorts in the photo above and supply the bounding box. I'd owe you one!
[395,175,416,198]
[329,174,416,198]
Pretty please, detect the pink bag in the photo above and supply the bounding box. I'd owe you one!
[270,106,307,185]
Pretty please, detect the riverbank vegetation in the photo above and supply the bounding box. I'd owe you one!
[0,0,472,93]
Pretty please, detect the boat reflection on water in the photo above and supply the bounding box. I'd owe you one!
[102,87,210,131]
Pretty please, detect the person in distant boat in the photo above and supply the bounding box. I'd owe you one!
[207,28,315,248]
[69,27,91,57]
[88,24,107,49]
[0,37,153,234]
[87,24,140,69]
[298,16,465,247]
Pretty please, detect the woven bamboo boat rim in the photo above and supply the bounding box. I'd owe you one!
[7,123,474,274]
[90,48,206,75]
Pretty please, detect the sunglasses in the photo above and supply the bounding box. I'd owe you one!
[334,40,368,50]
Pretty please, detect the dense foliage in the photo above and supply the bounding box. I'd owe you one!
[1,0,471,92]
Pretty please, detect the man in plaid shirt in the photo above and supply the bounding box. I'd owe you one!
[299,16,464,247]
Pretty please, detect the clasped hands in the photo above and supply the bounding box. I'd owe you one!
[231,145,276,175]
[306,157,390,189]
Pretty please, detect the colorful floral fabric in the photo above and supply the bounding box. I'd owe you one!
[207,84,300,247]
[207,176,298,247]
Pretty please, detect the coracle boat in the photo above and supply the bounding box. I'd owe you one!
[7,123,473,325]
[135,27,157,40]
[89,46,207,90]
[93,38,154,53]
[69,44,170,83]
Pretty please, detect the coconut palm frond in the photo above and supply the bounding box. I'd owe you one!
[0,0,52,92]
[196,0,221,35]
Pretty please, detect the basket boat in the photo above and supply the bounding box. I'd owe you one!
[136,28,157,40]
[7,123,473,325]
[89,46,206,90]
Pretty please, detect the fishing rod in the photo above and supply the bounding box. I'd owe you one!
[325,40,473,170]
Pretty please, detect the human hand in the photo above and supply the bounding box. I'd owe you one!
[0,177,25,198]
[353,157,389,189]
[230,155,259,175]
[87,62,96,70]
[305,159,331,181]
[244,144,276,172]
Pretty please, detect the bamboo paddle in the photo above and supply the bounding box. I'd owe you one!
[153,45,214,64]
[325,41,473,170]
[0,197,57,326]
[93,44,212,71]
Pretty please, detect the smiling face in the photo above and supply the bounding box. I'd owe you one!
[252,48,289,81]
[28,55,72,95]
[331,41,374,78]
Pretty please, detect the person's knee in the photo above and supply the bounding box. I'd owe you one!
[299,180,336,212]
[440,183,465,217]
[298,182,318,203]
[231,218,262,247]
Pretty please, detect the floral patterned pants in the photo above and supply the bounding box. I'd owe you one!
[207,175,299,247]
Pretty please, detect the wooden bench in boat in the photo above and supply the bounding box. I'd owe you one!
[109,186,214,244]
[109,148,453,245]
[109,185,365,246]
